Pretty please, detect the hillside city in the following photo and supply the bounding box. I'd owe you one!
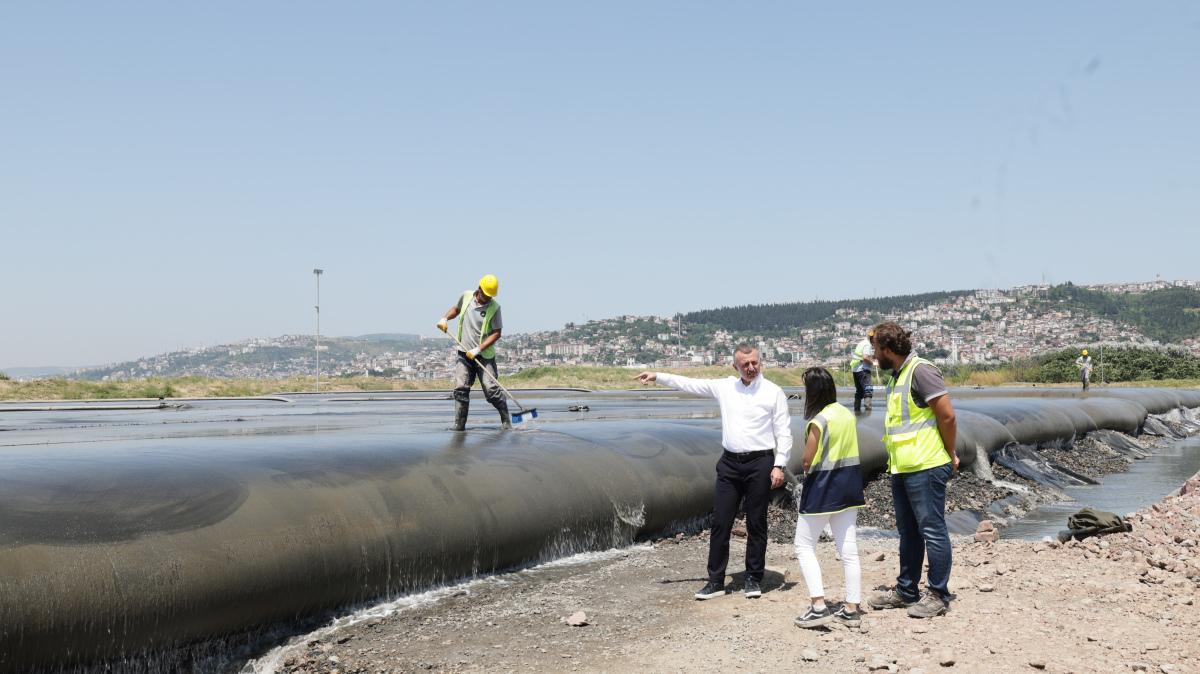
[69,279,1200,382]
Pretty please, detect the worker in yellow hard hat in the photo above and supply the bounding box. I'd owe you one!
[437,274,509,430]
[1075,349,1093,392]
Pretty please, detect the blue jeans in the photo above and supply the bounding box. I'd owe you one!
[891,462,953,601]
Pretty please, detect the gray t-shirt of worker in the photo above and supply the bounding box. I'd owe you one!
[890,355,949,409]
[1076,356,1092,375]
[457,294,503,353]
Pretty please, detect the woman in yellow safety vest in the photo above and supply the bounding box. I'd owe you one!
[792,366,866,630]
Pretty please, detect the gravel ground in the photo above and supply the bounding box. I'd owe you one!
[267,469,1200,674]
[1041,435,1135,478]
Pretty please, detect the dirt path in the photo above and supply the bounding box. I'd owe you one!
[268,473,1200,674]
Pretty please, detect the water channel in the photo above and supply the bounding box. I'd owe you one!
[1003,434,1200,540]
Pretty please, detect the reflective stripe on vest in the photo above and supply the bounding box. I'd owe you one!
[806,402,861,473]
[883,355,947,473]
[457,291,499,359]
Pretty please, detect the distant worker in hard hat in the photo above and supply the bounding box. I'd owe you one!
[436,274,510,430]
[1075,349,1093,392]
[850,330,877,414]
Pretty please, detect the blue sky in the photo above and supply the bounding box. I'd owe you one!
[2,3,1198,367]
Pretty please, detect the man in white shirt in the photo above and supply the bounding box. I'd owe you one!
[637,344,792,600]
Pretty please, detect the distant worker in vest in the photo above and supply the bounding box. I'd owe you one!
[1075,349,1093,391]
[791,367,865,629]
[850,330,877,414]
[866,321,959,619]
[436,274,510,431]
[635,344,792,601]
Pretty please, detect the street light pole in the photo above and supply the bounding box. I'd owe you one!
[314,268,323,392]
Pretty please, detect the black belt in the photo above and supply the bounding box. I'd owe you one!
[722,449,773,463]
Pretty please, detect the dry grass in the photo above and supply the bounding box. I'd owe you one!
[957,370,1018,387]
[0,376,455,401]
[0,366,839,401]
[2,367,1194,402]
[505,365,854,389]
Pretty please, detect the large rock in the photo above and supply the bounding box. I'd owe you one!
[975,531,999,543]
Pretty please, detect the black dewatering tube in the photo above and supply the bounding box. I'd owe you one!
[0,388,1198,670]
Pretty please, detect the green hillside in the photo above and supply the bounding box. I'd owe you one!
[681,290,972,335]
[1046,284,1200,343]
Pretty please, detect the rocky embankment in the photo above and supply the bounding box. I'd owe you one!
[1102,472,1200,587]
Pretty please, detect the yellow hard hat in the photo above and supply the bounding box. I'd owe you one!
[478,274,499,297]
[1081,349,1088,356]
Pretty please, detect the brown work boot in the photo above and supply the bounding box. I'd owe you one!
[906,591,949,618]
[866,587,916,610]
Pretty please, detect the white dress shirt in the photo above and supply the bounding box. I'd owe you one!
[655,372,792,468]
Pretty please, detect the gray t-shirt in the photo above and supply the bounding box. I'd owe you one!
[456,293,503,351]
[888,355,948,409]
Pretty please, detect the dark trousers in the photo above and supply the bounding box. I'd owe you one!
[708,451,773,584]
[853,370,874,412]
[892,463,953,601]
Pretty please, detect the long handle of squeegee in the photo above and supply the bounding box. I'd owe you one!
[442,330,533,415]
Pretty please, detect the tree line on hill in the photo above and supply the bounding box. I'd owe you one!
[681,290,972,335]
[679,284,1200,345]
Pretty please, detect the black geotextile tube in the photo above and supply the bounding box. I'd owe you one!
[0,389,1197,670]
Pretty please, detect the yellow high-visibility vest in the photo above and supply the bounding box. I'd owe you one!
[806,402,861,473]
[883,355,950,474]
[850,340,869,371]
[457,291,500,359]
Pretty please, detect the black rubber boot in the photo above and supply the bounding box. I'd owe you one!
[495,401,512,430]
[453,400,469,431]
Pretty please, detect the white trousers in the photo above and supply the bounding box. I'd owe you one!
[793,509,861,603]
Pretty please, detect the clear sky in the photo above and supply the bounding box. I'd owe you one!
[2,3,1198,368]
